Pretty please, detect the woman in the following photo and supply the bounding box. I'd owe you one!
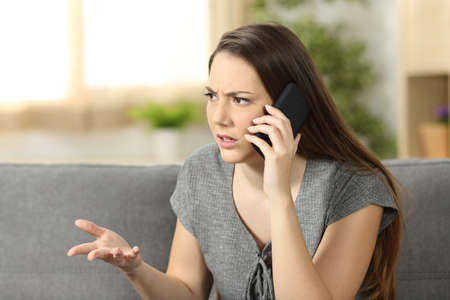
[68,22,404,300]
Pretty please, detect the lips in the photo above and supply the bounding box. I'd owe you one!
[217,134,236,140]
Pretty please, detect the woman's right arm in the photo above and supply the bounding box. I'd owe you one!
[119,261,199,300]
[120,217,213,300]
[67,219,210,300]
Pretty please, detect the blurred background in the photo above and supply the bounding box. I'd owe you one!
[0,0,448,165]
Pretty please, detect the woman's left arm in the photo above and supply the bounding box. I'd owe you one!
[269,193,382,300]
[245,104,383,300]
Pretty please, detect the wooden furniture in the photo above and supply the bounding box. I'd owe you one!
[399,0,450,158]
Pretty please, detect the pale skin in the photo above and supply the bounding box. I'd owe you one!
[67,219,142,272]
[67,50,384,300]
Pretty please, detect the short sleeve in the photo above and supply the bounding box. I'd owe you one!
[169,160,196,237]
[326,170,398,235]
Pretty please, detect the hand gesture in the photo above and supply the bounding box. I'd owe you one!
[67,219,142,274]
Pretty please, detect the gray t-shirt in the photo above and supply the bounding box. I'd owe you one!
[169,143,398,300]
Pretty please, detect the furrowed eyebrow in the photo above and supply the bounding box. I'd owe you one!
[205,86,253,97]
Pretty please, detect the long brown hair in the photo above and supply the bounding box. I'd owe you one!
[208,22,406,300]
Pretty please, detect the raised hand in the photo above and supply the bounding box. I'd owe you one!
[67,219,142,273]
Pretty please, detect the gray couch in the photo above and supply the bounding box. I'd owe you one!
[1,158,449,300]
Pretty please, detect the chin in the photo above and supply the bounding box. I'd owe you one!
[218,145,256,163]
[218,149,242,163]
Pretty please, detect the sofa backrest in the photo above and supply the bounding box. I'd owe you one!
[383,158,450,299]
[0,158,449,299]
[0,163,180,300]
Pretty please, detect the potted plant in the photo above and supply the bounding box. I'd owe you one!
[249,0,397,159]
[419,104,449,158]
[126,100,198,161]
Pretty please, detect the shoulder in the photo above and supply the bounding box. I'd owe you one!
[307,156,341,187]
[178,143,230,182]
[333,160,391,193]
[324,160,398,233]
[309,158,393,203]
[182,143,227,170]
[329,160,397,216]
[184,143,221,166]
[311,157,340,175]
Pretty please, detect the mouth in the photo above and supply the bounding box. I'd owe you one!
[216,134,238,148]
[216,134,237,141]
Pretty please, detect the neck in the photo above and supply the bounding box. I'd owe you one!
[235,154,307,193]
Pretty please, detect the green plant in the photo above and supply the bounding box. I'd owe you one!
[251,0,369,15]
[249,0,397,159]
[126,100,200,130]
[276,0,370,6]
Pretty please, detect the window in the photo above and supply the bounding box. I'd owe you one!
[0,0,209,103]
[83,0,208,87]
[0,1,69,102]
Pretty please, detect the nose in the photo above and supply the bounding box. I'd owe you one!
[211,96,231,126]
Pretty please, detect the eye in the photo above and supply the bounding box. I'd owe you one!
[234,97,249,105]
[203,92,217,101]
[203,93,250,105]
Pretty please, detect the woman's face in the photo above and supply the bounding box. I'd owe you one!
[206,51,273,163]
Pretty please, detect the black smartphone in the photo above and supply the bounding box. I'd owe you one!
[251,82,311,159]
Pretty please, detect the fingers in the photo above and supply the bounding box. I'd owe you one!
[264,104,289,122]
[121,247,137,260]
[87,246,139,262]
[87,247,112,261]
[244,133,271,155]
[253,115,287,133]
[74,219,105,238]
[111,247,123,259]
[252,111,292,141]
[247,124,283,149]
[67,242,97,256]
[294,133,302,152]
[117,246,140,261]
